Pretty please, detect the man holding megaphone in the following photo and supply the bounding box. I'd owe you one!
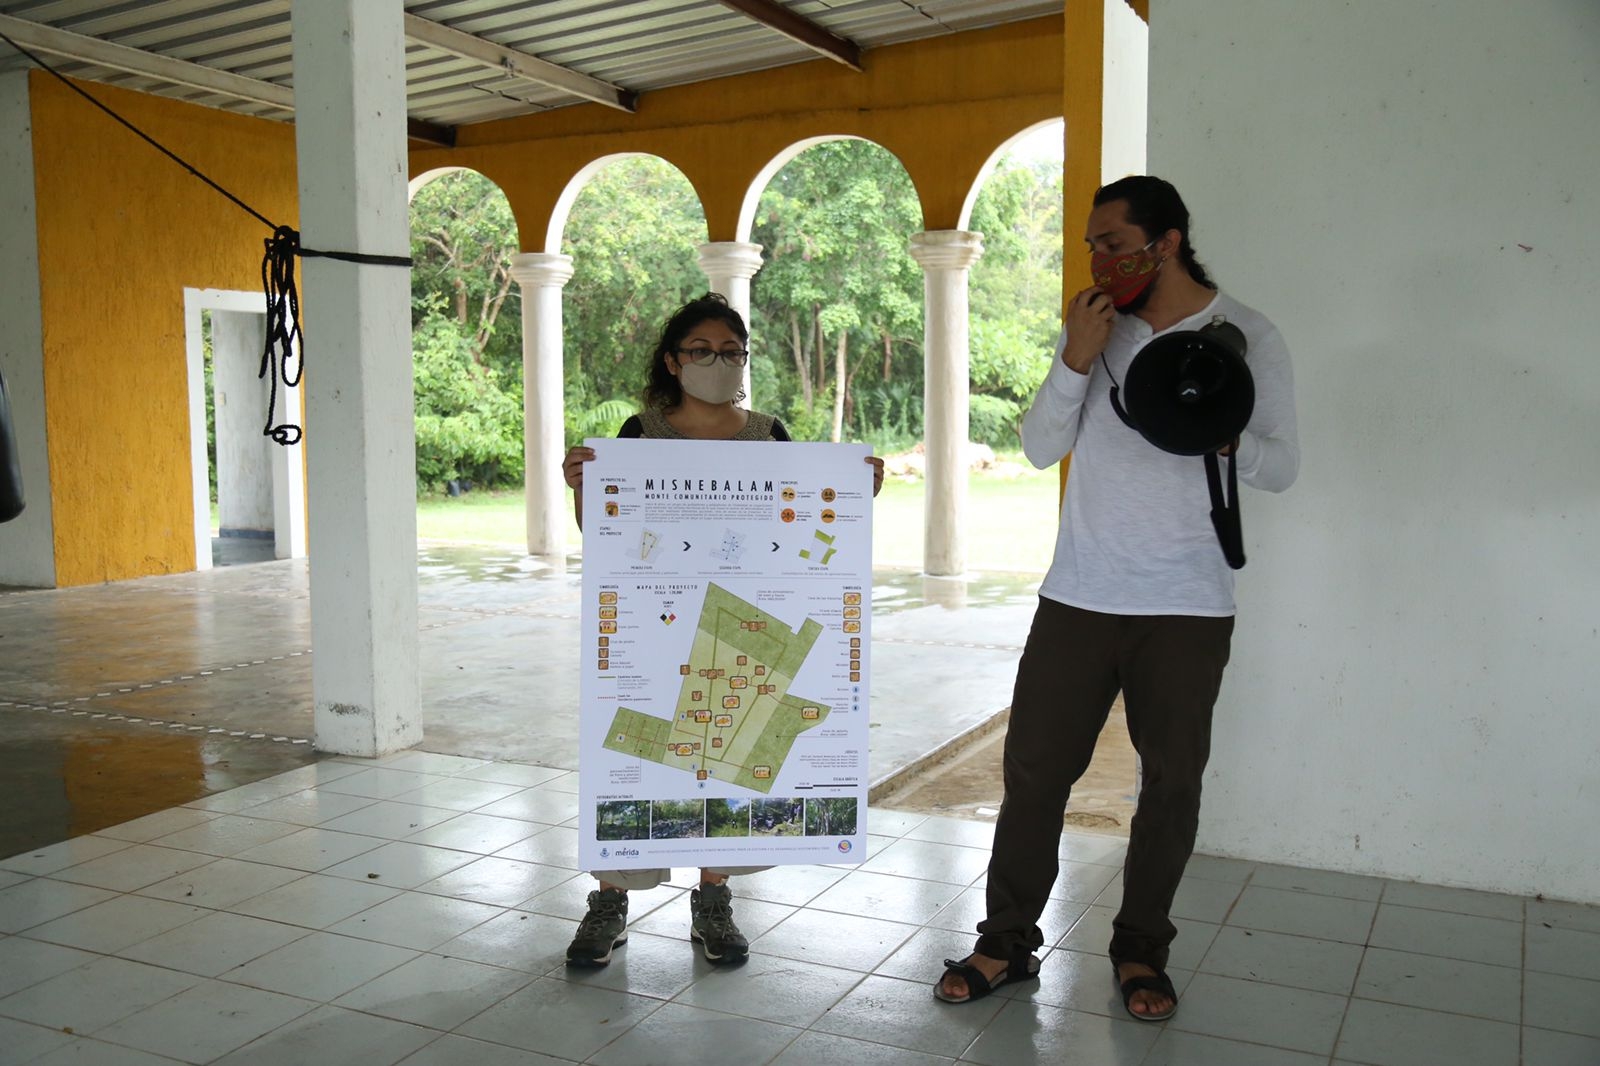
[936,177,1298,1021]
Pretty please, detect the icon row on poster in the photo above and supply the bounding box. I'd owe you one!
[595,797,859,841]
[780,509,838,524]
[779,487,840,503]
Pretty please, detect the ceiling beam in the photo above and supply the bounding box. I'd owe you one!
[407,117,457,148]
[712,0,862,71]
[402,13,637,113]
[0,12,294,110]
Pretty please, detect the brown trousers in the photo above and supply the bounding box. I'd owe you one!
[976,598,1234,970]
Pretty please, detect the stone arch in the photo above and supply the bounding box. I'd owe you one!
[736,135,924,243]
[407,165,472,203]
[956,117,1064,231]
[545,152,710,254]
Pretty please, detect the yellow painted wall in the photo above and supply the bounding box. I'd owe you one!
[29,72,299,586]
[1062,0,1104,298]
[412,16,1066,248]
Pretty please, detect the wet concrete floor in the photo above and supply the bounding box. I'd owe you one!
[2,547,1097,861]
[0,708,314,858]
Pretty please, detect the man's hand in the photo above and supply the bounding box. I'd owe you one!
[1061,287,1116,375]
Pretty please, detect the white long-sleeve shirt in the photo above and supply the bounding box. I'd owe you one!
[1022,291,1299,616]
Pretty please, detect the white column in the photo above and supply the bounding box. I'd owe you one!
[510,253,575,557]
[270,388,307,562]
[908,231,985,577]
[695,241,764,403]
[293,0,420,756]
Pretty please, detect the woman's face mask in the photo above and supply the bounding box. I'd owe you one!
[676,358,744,404]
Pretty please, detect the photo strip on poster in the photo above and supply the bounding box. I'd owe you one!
[578,439,871,871]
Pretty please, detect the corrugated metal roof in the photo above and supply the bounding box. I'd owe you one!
[0,0,1061,129]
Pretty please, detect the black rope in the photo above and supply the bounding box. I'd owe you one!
[257,227,411,445]
[260,228,304,445]
[0,29,412,447]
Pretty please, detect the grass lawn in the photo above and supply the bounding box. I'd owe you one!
[417,455,1063,573]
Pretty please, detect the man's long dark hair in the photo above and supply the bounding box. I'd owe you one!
[1094,176,1216,289]
[643,292,749,409]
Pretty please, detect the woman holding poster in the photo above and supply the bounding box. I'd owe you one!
[561,293,883,967]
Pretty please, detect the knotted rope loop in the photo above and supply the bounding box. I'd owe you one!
[260,226,305,445]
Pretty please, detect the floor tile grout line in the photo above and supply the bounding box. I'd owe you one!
[1324,876,1387,1063]
[1,646,313,702]
[0,696,313,747]
[1518,894,1528,1066]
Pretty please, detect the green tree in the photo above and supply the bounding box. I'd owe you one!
[411,306,524,491]
[409,171,526,491]
[408,148,1064,477]
[559,157,709,442]
[967,158,1064,446]
[750,140,924,445]
[410,171,522,376]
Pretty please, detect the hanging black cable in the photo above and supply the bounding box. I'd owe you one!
[0,29,413,447]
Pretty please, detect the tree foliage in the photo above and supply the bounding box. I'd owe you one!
[967,159,1065,444]
[407,138,1065,490]
[750,140,924,445]
[409,172,525,491]
[560,158,709,439]
[411,305,523,491]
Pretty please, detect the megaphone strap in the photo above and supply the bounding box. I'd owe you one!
[1205,451,1246,570]
[1100,352,1139,433]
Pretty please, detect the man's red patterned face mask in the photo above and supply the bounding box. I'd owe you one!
[1090,239,1161,308]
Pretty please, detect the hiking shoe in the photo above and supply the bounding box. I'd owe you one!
[689,882,749,963]
[566,887,629,967]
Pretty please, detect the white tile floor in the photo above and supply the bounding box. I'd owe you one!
[1,754,1596,1066]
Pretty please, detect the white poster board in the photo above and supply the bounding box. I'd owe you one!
[577,438,871,871]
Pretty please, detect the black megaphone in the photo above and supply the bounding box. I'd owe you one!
[1107,316,1254,568]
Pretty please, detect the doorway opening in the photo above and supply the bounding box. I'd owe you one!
[183,289,305,570]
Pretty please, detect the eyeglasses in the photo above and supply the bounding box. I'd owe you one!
[676,347,749,367]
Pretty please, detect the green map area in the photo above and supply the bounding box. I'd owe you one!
[603,583,831,794]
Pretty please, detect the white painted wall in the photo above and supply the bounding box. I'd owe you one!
[1149,0,1600,901]
[211,310,274,535]
[1101,0,1148,182]
[0,70,55,587]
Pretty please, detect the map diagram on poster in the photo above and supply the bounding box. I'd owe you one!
[602,582,829,793]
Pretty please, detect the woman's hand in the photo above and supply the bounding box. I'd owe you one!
[866,456,885,497]
[563,446,596,491]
